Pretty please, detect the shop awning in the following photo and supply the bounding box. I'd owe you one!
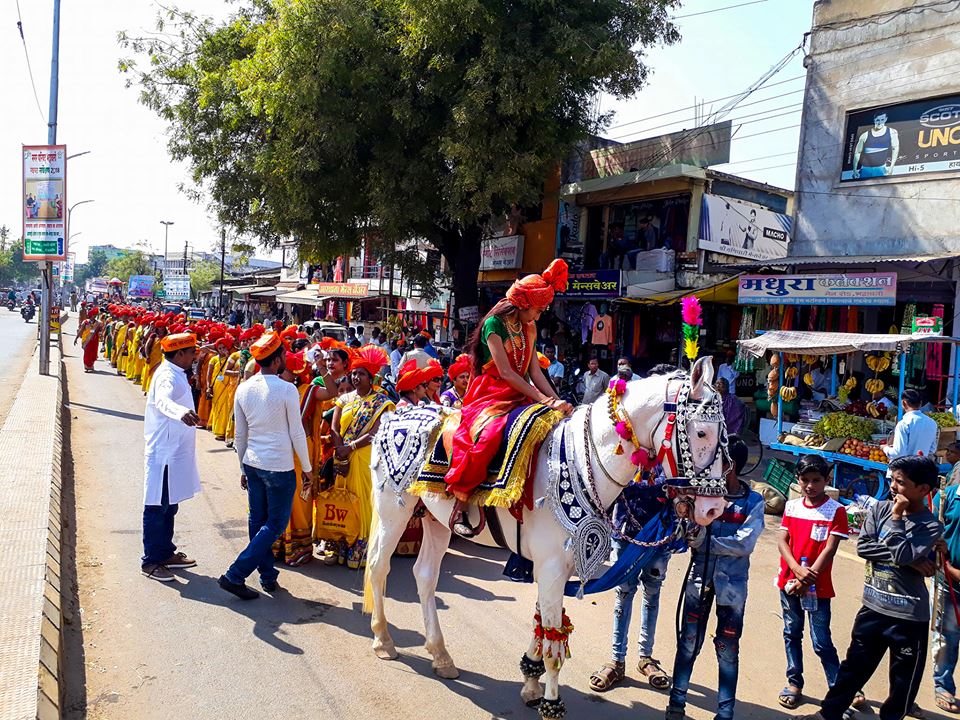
[618,275,741,306]
[559,163,706,200]
[232,285,277,296]
[739,330,960,357]
[277,289,325,306]
[734,252,958,268]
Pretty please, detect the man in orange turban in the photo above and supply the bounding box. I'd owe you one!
[440,354,472,409]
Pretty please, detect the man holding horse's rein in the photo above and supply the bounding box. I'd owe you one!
[444,259,574,537]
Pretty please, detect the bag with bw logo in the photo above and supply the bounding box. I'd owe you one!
[313,475,361,546]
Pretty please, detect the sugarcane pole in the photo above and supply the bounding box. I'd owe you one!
[933,475,948,635]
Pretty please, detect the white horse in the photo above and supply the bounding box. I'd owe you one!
[365,357,728,719]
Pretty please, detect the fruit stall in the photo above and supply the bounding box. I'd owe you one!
[738,330,960,503]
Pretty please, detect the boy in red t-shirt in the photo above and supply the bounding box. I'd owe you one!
[776,455,851,710]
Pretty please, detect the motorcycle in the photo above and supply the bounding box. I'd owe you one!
[21,303,35,323]
[6,299,16,312]
[559,365,583,406]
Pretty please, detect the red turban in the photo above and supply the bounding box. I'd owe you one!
[351,345,388,377]
[421,358,443,381]
[396,360,424,393]
[505,259,568,309]
[447,353,471,381]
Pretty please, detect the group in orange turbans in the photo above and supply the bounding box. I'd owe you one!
[444,259,574,537]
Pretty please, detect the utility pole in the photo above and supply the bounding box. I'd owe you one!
[160,220,174,278]
[38,0,62,376]
[219,228,226,318]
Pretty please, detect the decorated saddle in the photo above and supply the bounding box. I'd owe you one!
[373,402,563,509]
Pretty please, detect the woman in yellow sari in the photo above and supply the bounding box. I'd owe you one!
[207,338,233,437]
[140,322,166,393]
[112,319,129,373]
[330,345,393,570]
[221,348,245,445]
[125,321,144,382]
[195,341,215,428]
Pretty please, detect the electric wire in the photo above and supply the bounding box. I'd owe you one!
[14,0,46,124]
[674,0,769,20]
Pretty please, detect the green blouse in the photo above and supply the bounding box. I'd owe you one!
[479,315,509,365]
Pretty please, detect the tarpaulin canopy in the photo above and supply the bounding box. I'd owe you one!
[739,330,960,358]
[619,275,740,306]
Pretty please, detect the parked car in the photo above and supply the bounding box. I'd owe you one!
[301,320,348,343]
[161,303,184,315]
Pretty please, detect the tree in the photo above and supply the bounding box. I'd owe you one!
[121,1,678,310]
[105,250,152,284]
[189,259,221,297]
[75,248,109,287]
[0,243,41,287]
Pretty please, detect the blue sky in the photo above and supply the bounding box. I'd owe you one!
[1,0,814,263]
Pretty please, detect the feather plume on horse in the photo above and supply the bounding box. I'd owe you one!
[364,356,729,718]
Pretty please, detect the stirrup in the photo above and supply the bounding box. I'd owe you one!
[449,500,485,538]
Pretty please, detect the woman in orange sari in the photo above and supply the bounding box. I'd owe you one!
[445,259,572,536]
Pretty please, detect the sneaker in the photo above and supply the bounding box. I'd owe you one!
[261,579,280,593]
[665,706,686,720]
[141,563,175,582]
[218,574,259,600]
[163,551,197,569]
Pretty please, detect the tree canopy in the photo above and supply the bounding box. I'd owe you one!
[121,0,678,308]
[105,250,153,284]
[189,259,221,297]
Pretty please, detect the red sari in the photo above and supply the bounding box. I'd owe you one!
[81,321,101,371]
[445,315,535,500]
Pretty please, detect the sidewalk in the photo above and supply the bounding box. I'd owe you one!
[0,342,65,720]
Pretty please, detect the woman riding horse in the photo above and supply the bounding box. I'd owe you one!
[446,259,574,536]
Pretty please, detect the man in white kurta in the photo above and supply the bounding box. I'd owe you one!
[141,333,203,582]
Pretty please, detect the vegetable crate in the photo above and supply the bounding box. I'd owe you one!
[762,457,795,498]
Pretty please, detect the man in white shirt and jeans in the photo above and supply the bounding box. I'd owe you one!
[141,333,203,582]
[219,332,315,600]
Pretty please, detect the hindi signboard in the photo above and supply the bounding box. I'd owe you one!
[559,270,622,298]
[63,252,75,283]
[315,281,369,298]
[738,273,898,306]
[128,275,155,298]
[912,316,943,336]
[22,145,67,261]
[457,305,479,323]
[479,234,524,271]
[841,94,960,182]
[164,275,191,301]
[698,193,791,262]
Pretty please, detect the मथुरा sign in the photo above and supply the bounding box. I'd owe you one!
[738,273,897,306]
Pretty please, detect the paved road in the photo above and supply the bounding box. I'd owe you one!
[59,317,952,720]
[0,305,39,426]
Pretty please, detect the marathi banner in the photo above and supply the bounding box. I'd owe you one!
[22,145,67,261]
[738,273,898,306]
[479,234,524,271]
[315,281,369,298]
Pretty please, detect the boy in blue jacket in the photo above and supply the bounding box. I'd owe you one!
[666,441,764,720]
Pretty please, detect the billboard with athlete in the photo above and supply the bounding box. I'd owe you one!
[840,94,960,182]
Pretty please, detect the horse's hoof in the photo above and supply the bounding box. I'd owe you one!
[521,684,544,707]
[373,643,399,660]
[433,663,460,680]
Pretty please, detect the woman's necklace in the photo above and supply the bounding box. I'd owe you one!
[505,316,526,369]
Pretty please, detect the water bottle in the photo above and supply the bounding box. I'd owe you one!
[800,556,818,612]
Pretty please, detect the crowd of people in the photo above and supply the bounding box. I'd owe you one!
[71,258,960,720]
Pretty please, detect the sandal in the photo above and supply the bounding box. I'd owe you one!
[779,685,802,709]
[851,691,866,709]
[638,656,671,691]
[589,661,625,693]
[937,692,960,714]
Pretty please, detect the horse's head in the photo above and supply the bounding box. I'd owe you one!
[622,356,728,527]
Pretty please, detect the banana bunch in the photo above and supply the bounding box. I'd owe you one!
[785,366,799,380]
[785,353,799,363]
[865,355,891,372]
[865,378,885,394]
[803,372,815,387]
[803,354,818,364]
[780,386,797,401]
[867,401,883,418]
[844,377,857,390]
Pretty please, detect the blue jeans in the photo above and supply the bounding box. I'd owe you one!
[611,544,670,661]
[142,468,178,566]
[934,584,960,695]
[781,590,840,689]
[669,579,744,720]
[225,465,296,586]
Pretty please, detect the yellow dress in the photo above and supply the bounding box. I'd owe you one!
[336,390,394,543]
[142,339,163,393]
[110,324,127,373]
[127,327,144,382]
[221,352,243,441]
[209,355,229,437]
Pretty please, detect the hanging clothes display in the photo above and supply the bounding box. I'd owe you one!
[734,307,756,373]
[592,312,614,346]
[927,304,945,378]
[581,302,598,344]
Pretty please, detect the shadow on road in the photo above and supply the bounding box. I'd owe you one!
[67,400,144,422]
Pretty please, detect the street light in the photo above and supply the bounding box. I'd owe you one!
[67,150,91,161]
[160,220,174,278]
[67,199,94,257]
